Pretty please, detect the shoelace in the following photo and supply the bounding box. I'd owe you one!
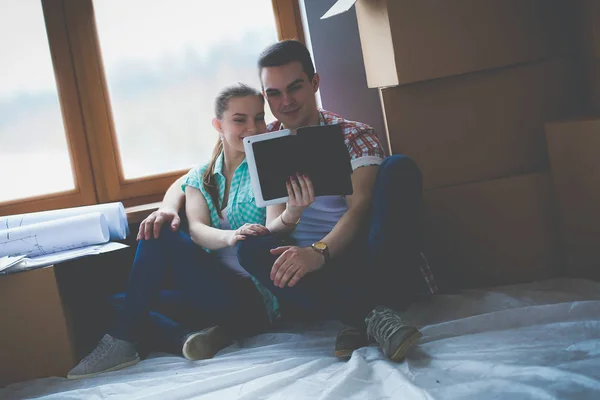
[338,326,361,336]
[366,306,402,343]
[83,335,115,367]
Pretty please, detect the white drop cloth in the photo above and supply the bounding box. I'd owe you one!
[2,278,599,399]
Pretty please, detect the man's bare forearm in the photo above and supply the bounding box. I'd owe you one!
[320,202,370,259]
[320,166,377,259]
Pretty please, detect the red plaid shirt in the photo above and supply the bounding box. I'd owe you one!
[268,109,438,295]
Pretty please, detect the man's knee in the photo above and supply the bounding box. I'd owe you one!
[236,234,276,267]
[236,235,258,264]
[380,155,421,176]
[378,155,422,186]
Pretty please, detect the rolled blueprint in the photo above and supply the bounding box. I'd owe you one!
[0,212,110,258]
[0,202,128,240]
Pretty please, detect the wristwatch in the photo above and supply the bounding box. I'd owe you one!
[311,241,330,264]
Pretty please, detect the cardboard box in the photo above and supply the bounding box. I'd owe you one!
[576,0,600,59]
[0,267,76,386]
[423,173,562,289]
[380,58,582,189]
[586,58,600,111]
[324,0,573,87]
[576,0,600,111]
[546,117,600,281]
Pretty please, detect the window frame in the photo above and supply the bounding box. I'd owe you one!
[272,0,305,44]
[0,0,305,215]
[1,0,97,216]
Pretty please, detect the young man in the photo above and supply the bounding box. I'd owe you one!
[142,40,438,361]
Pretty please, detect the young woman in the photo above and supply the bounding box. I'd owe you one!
[67,83,312,379]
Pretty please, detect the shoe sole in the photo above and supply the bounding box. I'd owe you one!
[334,342,378,359]
[334,348,353,359]
[66,357,140,379]
[182,326,230,361]
[390,329,422,362]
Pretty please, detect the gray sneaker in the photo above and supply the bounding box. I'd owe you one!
[67,334,140,379]
[365,306,422,362]
[182,326,231,361]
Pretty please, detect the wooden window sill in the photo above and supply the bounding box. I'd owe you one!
[125,202,160,224]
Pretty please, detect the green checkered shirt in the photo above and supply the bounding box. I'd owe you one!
[183,152,280,321]
[183,153,265,230]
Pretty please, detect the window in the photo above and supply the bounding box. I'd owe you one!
[0,0,304,216]
[0,1,73,202]
[93,0,279,179]
[0,0,96,216]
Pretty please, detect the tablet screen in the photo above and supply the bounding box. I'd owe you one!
[251,136,296,201]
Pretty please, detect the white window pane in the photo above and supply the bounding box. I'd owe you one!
[0,0,74,203]
[93,0,279,179]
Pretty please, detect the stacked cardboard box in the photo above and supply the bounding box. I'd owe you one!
[546,117,600,281]
[0,267,76,386]
[423,173,562,289]
[327,0,584,288]
[577,0,600,110]
[353,0,573,88]
[380,59,581,190]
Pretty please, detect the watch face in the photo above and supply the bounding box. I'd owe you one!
[314,242,327,251]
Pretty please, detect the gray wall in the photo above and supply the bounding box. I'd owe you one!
[301,0,388,153]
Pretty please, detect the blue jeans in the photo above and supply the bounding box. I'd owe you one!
[110,228,269,355]
[237,155,427,328]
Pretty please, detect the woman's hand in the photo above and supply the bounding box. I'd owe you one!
[225,223,270,247]
[285,173,315,220]
[137,206,180,240]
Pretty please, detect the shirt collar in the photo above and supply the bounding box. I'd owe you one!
[213,151,247,177]
[214,152,225,177]
[318,109,326,126]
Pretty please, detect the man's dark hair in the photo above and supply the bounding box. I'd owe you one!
[258,40,315,80]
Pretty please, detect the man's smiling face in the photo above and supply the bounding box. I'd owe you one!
[261,61,320,130]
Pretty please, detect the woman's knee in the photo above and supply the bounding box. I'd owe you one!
[157,225,181,240]
[135,226,188,258]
